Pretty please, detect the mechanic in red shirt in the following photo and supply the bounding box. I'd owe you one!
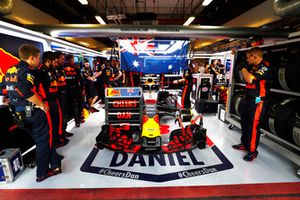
[232,47,272,161]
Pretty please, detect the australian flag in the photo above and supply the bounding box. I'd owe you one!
[120,38,189,74]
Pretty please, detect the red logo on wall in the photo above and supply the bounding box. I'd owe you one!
[0,48,20,82]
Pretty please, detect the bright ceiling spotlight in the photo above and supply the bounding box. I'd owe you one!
[78,0,88,5]
[202,0,213,6]
[95,16,106,25]
[183,16,195,26]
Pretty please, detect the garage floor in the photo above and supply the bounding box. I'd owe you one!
[0,103,299,199]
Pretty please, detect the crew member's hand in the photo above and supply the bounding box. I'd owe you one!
[241,68,248,73]
[173,80,178,84]
[88,77,94,81]
[40,102,49,113]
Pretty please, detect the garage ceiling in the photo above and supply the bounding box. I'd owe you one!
[24,0,266,25]
[21,0,269,50]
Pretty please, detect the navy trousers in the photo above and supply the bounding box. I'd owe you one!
[24,109,61,177]
[240,97,267,152]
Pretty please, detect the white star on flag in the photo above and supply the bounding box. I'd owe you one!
[168,65,173,70]
[133,60,139,68]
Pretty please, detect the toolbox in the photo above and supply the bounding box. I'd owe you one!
[0,148,25,183]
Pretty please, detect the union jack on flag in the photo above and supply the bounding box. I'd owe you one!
[120,37,156,56]
[127,88,134,93]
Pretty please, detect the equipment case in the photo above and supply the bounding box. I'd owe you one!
[0,148,24,183]
[218,104,227,123]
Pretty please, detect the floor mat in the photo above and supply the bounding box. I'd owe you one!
[80,137,234,182]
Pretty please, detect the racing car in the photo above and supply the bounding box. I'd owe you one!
[95,74,206,153]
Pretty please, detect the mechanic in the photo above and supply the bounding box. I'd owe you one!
[173,64,196,109]
[101,61,122,88]
[110,61,122,87]
[5,44,61,182]
[64,54,85,127]
[101,63,112,89]
[232,47,271,161]
[81,59,99,112]
[116,62,126,87]
[37,51,69,148]
[93,62,105,103]
[53,51,73,138]
[51,54,70,144]
[93,61,104,102]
